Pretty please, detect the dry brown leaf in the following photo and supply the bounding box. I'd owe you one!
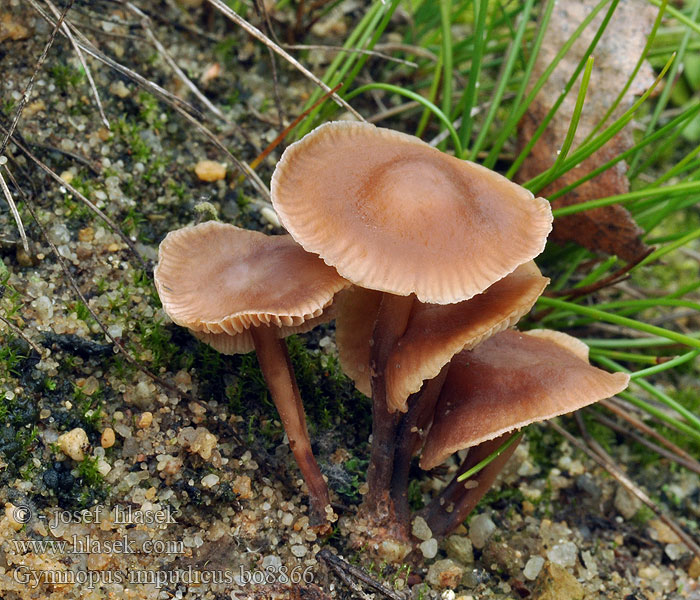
[517,0,656,262]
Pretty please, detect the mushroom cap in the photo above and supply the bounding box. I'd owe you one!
[271,121,553,304]
[419,329,630,470]
[154,221,349,345]
[335,261,549,408]
[192,310,334,354]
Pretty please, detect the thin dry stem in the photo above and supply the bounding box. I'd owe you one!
[284,44,419,68]
[599,397,700,468]
[124,2,231,125]
[0,123,146,270]
[0,313,43,357]
[18,184,194,405]
[0,168,29,254]
[205,0,365,122]
[0,0,74,156]
[554,418,700,559]
[589,409,700,475]
[43,0,110,129]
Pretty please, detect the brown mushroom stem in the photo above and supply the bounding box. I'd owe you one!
[420,433,520,539]
[390,367,449,528]
[250,325,331,527]
[363,293,415,522]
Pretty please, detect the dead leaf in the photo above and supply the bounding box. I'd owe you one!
[517,0,656,262]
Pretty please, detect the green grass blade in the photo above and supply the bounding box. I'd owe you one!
[536,297,700,350]
[470,0,535,160]
[628,0,700,172]
[525,53,675,193]
[458,0,489,155]
[581,0,667,142]
[627,350,700,380]
[549,102,700,201]
[550,179,700,217]
[345,83,463,155]
[506,0,622,180]
[551,56,594,171]
[439,0,454,147]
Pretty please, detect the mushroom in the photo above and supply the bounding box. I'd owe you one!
[154,221,350,527]
[336,260,549,412]
[418,328,630,537]
[271,121,553,517]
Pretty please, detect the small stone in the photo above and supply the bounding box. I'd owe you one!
[444,535,474,565]
[419,538,438,559]
[57,427,89,461]
[648,519,681,544]
[426,559,465,589]
[180,426,218,460]
[80,376,99,396]
[546,542,577,568]
[523,556,545,580]
[233,475,253,499]
[614,485,642,520]
[137,412,153,429]
[482,540,522,575]
[638,565,659,580]
[377,539,411,562]
[201,474,220,488]
[412,516,433,541]
[195,160,226,182]
[469,514,496,549]
[4,503,24,531]
[86,553,110,571]
[291,544,307,558]
[688,556,700,579]
[101,428,115,449]
[109,80,130,98]
[96,459,111,476]
[532,563,583,600]
[78,227,95,242]
[665,543,688,561]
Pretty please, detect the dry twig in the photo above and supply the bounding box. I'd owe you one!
[551,417,700,559]
[587,407,700,475]
[205,0,365,122]
[43,0,110,129]
[0,122,146,270]
[317,549,406,600]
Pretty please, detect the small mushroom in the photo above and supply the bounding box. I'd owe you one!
[154,221,350,527]
[271,121,553,515]
[336,260,549,412]
[418,328,630,537]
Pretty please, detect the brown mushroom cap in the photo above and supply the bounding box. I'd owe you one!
[271,121,552,304]
[419,329,630,470]
[154,221,349,346]
[335,262,549,409]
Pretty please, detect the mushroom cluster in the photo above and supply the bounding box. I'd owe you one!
[155,121,630,551]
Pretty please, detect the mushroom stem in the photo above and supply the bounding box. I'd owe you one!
[390,366,448,528]
[250,325,331,527]
[421,433,521,539]
[364,293,415,522]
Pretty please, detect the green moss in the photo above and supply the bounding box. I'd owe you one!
[50,63,84,92]
[334,456,368,503]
